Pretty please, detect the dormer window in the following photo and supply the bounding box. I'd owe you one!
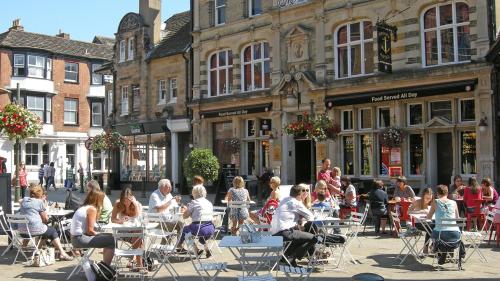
[119,40,126,62]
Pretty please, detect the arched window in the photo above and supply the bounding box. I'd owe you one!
[208,50,233,97]
[421,1,470,66]
[335,21,374,78]
[242,42,270,92]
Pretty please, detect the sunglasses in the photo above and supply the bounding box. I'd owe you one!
[301,189,309,192]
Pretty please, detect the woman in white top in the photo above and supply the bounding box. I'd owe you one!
[177,185,215,258]
[70,189,114,265]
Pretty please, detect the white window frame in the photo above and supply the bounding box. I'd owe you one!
[334,20,374,79]
[92,149,103,171]
[249,0,262,17]
[420,1,470,67]
[407,103,423,127]
[215,0,226,26]
[25,143,39,166]
[407,133,424,176]
[64,98,78,125]
[91,102,103,127]
[121,86,129,116]
[341,135,354,176]
[26,96,45,121]
[241,41,270,92]
[27,55,45,78]
[91,64,103,85]
[107,90,113,116]
[208,49,233,97]
[429,100,452,122]
[13,54,25,76]
[64,62,78,82]
[45,97,51,124]
[158,80,167,103]
[458,98,475,123]
[66,144,76,168]
[358,108,372,130]
[119,40,126,62]
[377,106,390,129]
[359,134,373,177]
[341,109,353,131]
[169,78,177,101]
[46,58,52,80]
[127,37,134,61]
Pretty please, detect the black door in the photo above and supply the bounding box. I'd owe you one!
[295,140,315,184]
[436,133,453,186]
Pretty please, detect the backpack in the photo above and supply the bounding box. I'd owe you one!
[91,261,116,281]
[64,189,82,211]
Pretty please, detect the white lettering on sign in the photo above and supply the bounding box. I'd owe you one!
[277,0,308,8]
[371,92,418,103]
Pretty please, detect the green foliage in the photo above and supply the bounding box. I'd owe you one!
[183,148,220,186]
[91,130,126,151]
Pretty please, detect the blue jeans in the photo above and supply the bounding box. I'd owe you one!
[431,230,461,242]
[46,176,55,189]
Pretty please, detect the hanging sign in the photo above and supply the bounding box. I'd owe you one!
[377,21,397,73]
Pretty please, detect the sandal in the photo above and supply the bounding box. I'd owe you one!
[59,255,74,261]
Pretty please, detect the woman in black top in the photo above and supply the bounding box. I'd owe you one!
[369,180,388,234]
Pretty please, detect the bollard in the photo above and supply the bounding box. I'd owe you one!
[352,273,384,281]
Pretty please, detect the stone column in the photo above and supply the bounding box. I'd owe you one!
[314,11,326,84]
[271,22,282,86]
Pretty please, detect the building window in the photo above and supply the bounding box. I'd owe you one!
[342,110,353,131]
[430,101,452,122]
[25,143,39,166]
[378,107,390,128]
[360,134,372,176]
[93,150,102,170]
[121,86,129,116]
[409,134,423,175]
[107,90,113,116]
[246,119,256,137]
[119,40,126,62]
[46,58,52,80]
[246,141,256,175]
[209,50,233,96]
[132,86,140,112]
[64,98,78,125]
[169,78,177,100]
[27,55,45,78]
[64,62,78,82]
[42,144,49,164]
[242,42,270,91]
[380,145,390,176]
[45,97,51,123]
[461,131,476,174]
[215,0,226,25]
[408,104,423,126]
[359,108,372,130]
[422,2,470,66]
[249,0,262,16]
[66,144,75,168]
[91,64,103,85]
[26,96,45,120]
[91,102,103,127]
[335,20,374,78]
[13,54,25,76]
[158,80,167,102]
[342,136,354,175]
[128,37,135,60]
[459,99,475,122]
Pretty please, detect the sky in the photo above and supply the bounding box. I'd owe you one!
[0,0,190,42]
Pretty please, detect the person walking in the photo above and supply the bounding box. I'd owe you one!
[46,162,56,190]
[38,164,45,185]
[19,162,28,198]
[43,162,50,188]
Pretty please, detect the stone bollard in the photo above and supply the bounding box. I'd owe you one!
[352,273,384,281]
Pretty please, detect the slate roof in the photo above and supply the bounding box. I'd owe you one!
[92,36,115,46]
[0,29,113,61]
[147,11,191,60]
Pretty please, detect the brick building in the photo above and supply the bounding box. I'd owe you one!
[191,0,498,189]
[0,19,113,185]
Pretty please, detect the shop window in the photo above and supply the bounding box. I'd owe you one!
[25,143,39,166]
[342,136,354,175]
[378,107,390,128]
[342,110,353,131]
[409,134,423,175]
[379,145,390,176]
[246,120,255,137]
[360,134,372,176]
[430,101,452,122]
[421,2,470,66]
[461,131,476,174]
[408,104,423,126]
[242,42,270,91]
[209,50,233,96]
[459,99,475,122]
[42,144,49,164]
[359,108,372,130]
[335,20,374,78]
[93,149,102,170]
[66,144,75,168]
[213,122,237,166]
[246,141,256,175]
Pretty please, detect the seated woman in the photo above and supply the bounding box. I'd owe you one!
[463,176,483,214]
[111,188,143,269]
[225,176,251,234]
[311,180,331,202]
[481,177,498,206]
[177,185,215,259]
[449,175,465,199]
[393,176,416,202]
[410,187,433,214]
[19,185,73,261]
[271,184,316,267]
[71,189,114,265]
[427,185,462,265]
[250,176,281,224]
[369,180,388,235]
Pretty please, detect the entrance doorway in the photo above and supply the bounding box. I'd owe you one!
[295,139,315,184]
[429,132,453,186]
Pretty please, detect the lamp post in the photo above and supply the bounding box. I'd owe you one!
[14,84,21,202]
[309,100,315,185]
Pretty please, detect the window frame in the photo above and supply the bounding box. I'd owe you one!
[215,0,226,26]
[407,103,424,127]
[359,134,373,177]
[26,95,45,121]
[341,135,355,176]
[458,98,475,123]
[63,98,79,125]
[408,133,424,176]
[66,144,76,168]
[121,85,129,116]
[64,61,79,83]
[13,54,26,77]
[91,63,103,85]
[420,1,471,67]
[429,100,453,122]
[208,49,233,97]
[245,119,256,138]
[92,149,103,171]
[91,101,103,127]
[249,0,262,17]
[127,37,135,61]
[241,41,270,92]
[358,108,372,130]
[46,58,52,80]
[27,54,46,79]
[158,80,167,103]
[341,109,354,131]
[107,90,113,116]
[459,130,477,175]
[119,40,126,62]
[334,20,374,79]
[377,106,390,129]
[169,78,177,101]
[25,143,39,166]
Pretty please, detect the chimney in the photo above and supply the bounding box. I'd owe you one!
[139,0,161,46]
[9,19,24,31]
[56,29,70,39]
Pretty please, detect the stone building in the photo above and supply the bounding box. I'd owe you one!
[191,0,497,189]
[110,0,191,192]
[0,19,113,185]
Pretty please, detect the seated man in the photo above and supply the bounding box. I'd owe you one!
[149,179,183,234]
[271,184,316,267]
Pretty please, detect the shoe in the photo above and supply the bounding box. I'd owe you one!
[176,248,188,254]
[59,255,74,261]
[290,259,299,268]
[197,249,204,257]
[205,250,212,259]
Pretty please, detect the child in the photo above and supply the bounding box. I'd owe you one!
[225,176,251,234]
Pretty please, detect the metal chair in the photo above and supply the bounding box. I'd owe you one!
[6,214,43,265]
[237,247,281,278]
[431,218,466,271]
[279,264,313,281]
[462,210,491,263]
[112,226,147,280]
[390,211,422,264]
[186,233,227,281]
[66,248,95,280]
[146,213,180,280]
[0,206,14,256]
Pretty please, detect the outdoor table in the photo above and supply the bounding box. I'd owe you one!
[47,209,74,250]
[219,235,283,276]
[221,200,256,205]
[99,221,159,232]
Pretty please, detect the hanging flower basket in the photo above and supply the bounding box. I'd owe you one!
[91,130,127,151]
[223,138,241,154]
[379,126,407,148]
[284,112,340,142]
[0,103,42,141]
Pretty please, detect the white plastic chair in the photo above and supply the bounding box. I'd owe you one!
[112,226,147,280]
[6,214,43,265]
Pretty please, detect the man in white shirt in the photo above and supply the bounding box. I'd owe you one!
[149,179,182,233]
[271,184,316,267]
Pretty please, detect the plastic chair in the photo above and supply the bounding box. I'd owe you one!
[399,200,412,223]
[487,207,500,247]
[466,199,485,230]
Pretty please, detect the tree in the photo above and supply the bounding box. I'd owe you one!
[183,148,220,187]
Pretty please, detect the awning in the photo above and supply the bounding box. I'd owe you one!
[200,103,272,119]
[113,119,168,136]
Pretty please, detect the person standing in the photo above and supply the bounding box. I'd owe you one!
[0,156,7,174]
[43,162,49,188]
[317,159,341,195]
[19,162,28,198]
[38,164,45,186]
[78,163,84,193]
[45,162,56,190]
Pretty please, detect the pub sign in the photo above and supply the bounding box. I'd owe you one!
[377,21,397,73]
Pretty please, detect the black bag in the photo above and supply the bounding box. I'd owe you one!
[64,189,82,211]
[91,261,116,281]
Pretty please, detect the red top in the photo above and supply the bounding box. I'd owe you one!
[463,186,482,208]
[317,169,332,183]
[19,169,27,187]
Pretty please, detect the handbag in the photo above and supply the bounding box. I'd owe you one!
[33,248,55,267]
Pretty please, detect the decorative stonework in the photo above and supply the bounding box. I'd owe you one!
[118,13,143,32]
[286,26,311,72]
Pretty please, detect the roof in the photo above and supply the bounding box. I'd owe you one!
[147,11,191,60]
[0,29,113,61]
[92,36,115,46]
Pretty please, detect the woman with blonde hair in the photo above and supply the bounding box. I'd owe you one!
[225,176,251,234]
[311,180,331,202]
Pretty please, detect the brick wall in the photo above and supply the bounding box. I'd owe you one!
[0,51,12,107]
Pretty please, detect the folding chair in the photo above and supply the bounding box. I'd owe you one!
[186,233,227,281]
[210,207,227,253]
[66,248,95,280]
[6,214,44,265]
[390,211,422,264]
[112,226,147,280]
[462,211,491,263]
[237,247,282,278]
[0,207,14,256]
[279,265,313,281]
[310,222,349,271]
[146,213,180,280]
[431,218,466,271]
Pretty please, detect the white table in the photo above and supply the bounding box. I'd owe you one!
[221,200,256,205]
[99,222,159,231]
